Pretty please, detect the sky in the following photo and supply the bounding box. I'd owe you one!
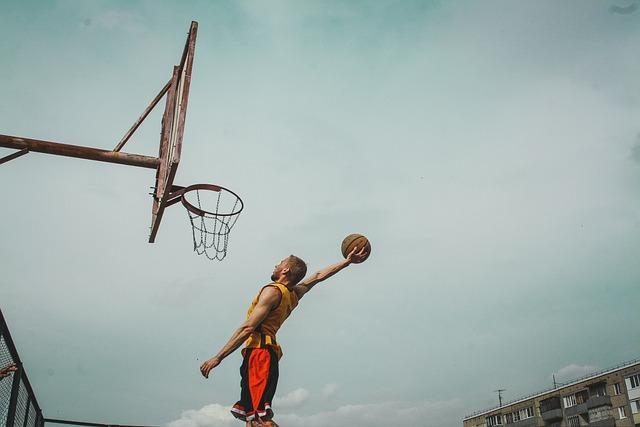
[1,1,639,426]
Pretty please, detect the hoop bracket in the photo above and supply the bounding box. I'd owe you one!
[163,185,187,208]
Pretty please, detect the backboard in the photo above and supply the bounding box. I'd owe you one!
[149,21,198,243]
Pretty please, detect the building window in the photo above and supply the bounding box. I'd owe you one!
[629,374,640,389]
[540,396,561,412]
[502,406,535,423]
[618,406,627,419]
[567,416,580,427]
[486,414,503,426]
[590,385,606,397]
[631,400,640,415]
[613,383,622,395]
[576,390,588,404]
[518,407,534,419]
[563,394,577,408]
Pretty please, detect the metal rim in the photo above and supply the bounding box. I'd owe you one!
[180,183,244,217]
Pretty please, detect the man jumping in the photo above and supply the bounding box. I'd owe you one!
[199,247,368,426]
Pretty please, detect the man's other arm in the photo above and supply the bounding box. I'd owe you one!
[200,286,281,378]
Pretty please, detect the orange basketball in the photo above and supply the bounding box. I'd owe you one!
[341,234,371,263]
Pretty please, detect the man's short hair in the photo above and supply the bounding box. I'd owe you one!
[286,255,307,285]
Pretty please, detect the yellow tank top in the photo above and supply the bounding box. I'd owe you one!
[244,282,299,360]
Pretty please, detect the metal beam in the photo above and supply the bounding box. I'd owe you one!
[44,418,159,427]
[45,421,106,427]
[0,134,159,169]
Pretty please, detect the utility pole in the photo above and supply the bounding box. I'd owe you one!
[495,389,506,407]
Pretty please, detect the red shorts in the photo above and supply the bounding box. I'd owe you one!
[230,347,279,422]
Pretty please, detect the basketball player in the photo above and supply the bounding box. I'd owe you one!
[200,246,368,426]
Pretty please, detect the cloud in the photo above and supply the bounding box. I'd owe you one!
[97,10,144,32]
[54,0,146,33]
[553,364,599,381]
[166,403,236,427]
[167,398,465,427]
[610,2,639,15]
[273,388,310,409]
[265,398,465,427]
[321,383,339,399]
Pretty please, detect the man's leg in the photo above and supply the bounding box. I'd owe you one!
[258,347,279,423]
[233,348,279,424]
[233,349,254,423]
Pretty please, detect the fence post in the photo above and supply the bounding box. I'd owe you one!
[6,364,23,427]
[23,395,32,427]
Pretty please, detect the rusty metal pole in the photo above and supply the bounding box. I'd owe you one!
[0,135,159,169]
[43,419,160,427]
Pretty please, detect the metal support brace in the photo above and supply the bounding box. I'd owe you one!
[0,148,29,165]
[114,79,172,152]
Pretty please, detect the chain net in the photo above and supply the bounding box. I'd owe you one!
[185,187,242,261]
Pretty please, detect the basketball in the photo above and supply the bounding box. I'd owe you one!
[341,234,371,263]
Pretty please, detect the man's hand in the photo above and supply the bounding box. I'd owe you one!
[346,246,369,264]
[0,363,17,379]
[200,357,221,379]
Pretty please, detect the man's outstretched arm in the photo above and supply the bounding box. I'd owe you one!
[294,246,368,300]
[200,286,281,379]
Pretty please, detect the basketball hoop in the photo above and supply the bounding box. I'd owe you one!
[0,22,248,261]
[179,184,244,261]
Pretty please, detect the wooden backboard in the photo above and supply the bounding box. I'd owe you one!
[149,21,197,243]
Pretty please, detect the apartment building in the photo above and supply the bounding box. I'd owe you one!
[463,359,640,427]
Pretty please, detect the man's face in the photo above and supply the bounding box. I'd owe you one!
[271,258,288,281]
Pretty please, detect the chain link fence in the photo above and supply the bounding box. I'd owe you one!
[1,309,157,427]
[0,309,44,427]
[0,311,44,427]
[1,308,159,427]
